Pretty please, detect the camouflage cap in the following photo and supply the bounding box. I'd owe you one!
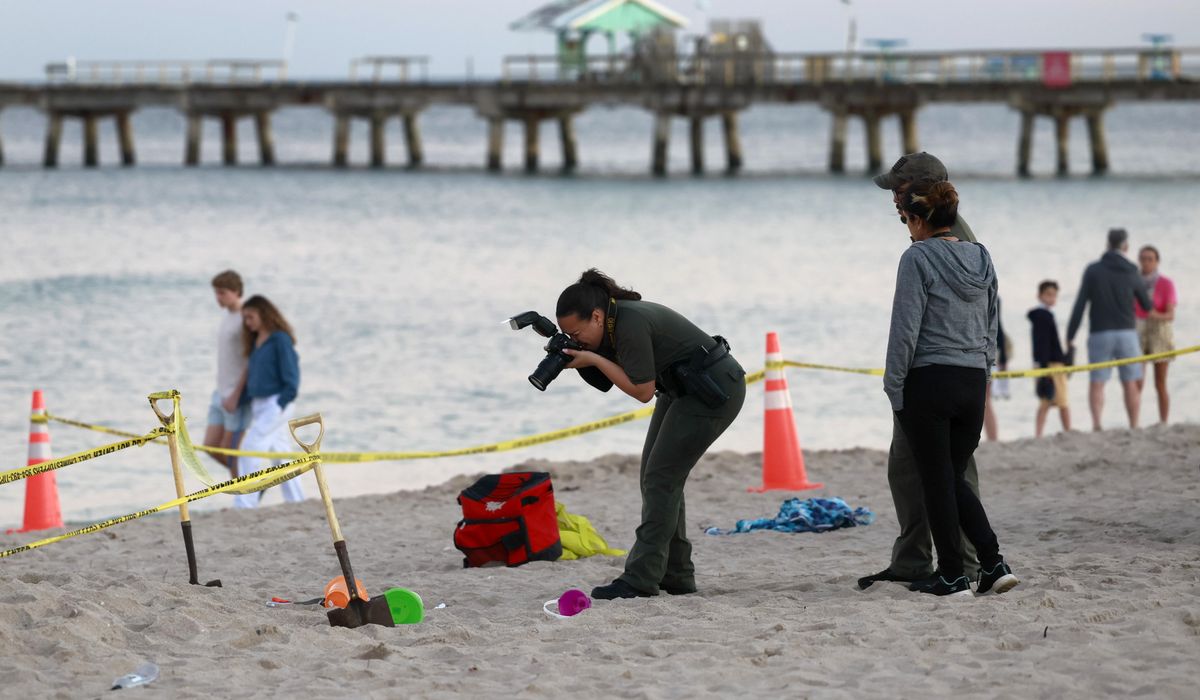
[872,152,949,190]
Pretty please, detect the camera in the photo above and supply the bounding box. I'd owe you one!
[508,311,585,391]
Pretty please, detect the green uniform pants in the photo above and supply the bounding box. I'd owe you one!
[888,413,981,579]
[619,357,746,594]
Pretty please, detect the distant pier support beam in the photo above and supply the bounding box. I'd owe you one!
[1016,110,1034,178]
[1054,112,1070,177]
[689,116,705,175]
[221,113,238,166]
[43,113,62,168]
[332,114,350,167]
[403,113,423,168]
[864,112,883,173]
[185,113,202,166]
[828,110,847,173]
[255,112,275,166]
[486,118,504,172]
[116,112,136,166]
[651,113,670,177]
[558,114,577,173]
[523,117,540,173]
[1086,109,1109,175]
[83,114,99,167]
[899,109,919,155]
[722,112,743,173]
[370,113,386,168]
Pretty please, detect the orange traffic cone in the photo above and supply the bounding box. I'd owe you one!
[750,333,823,492]
[19,390,63,532]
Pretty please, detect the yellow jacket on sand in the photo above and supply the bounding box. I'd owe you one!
[556,502,626,560]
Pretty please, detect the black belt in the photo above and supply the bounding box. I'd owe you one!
[657,336,733,400]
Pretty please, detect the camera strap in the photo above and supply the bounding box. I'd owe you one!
[605,297,618,350]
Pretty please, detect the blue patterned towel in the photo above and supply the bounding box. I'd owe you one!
[705,497,874,535]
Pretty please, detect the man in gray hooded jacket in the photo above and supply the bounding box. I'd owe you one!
[859,152,983,590]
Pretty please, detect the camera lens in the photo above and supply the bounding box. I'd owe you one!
[529,350,570,391]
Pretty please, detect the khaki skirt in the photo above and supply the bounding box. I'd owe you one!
[1137,318,1175,361]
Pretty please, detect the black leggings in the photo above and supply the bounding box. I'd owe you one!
[895,365,1002,578]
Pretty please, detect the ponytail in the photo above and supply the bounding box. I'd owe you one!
[555,268,641,319]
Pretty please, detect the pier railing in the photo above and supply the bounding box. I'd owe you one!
[502,47,1200,85]
[348,56,431,83]
[44,59,289,85]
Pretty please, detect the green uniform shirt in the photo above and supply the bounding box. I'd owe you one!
[607,300,714,385]
[951,214,976,243]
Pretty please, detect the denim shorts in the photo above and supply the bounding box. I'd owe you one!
[1087,329,1143,383]
[207,390,250,432]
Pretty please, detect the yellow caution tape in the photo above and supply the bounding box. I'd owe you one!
[0,455,319,559]
[38,343,1197,463]
[0,429,168,486]
[774,344,1198,380]
[43,413,163,441]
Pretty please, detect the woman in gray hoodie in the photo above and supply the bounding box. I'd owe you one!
[884,181,1020,598]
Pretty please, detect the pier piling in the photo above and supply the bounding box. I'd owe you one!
[558,114,577,172]
[43,113,62,168]
[690,117,705,175]
[82,114,99,167]
[899,109,919,154]
[403,113,423,167]
[828,110,847,173]
[221,114,238,166]
[116,112,136,166]
[652,113,670,177]
[185,114,201,166]
[487,118,503,171]
[370,113,386,168]
[333,114,350,167]
[523,117,539,173]
[1086,109,1109,175]
[1017,110,1034,177]
[255,112,275,166]
[722,112,742,173]
[864,112,883,173]
[1054,112,1070,177]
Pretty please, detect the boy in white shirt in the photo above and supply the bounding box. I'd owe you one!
[205,270,250,474]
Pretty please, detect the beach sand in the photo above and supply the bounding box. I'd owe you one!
[1,424,1198,698]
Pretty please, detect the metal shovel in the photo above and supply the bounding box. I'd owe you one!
[288,414,394,629]
[149,391,221,587]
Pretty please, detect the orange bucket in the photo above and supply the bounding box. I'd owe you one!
[322,576,369,609]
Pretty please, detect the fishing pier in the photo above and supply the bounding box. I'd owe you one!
[0,47,1197,176]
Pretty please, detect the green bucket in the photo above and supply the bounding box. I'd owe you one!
[382,587,424,625]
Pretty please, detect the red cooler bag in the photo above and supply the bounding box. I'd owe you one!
[454,472,562,567]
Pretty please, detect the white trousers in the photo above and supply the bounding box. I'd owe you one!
[234,396,305,508]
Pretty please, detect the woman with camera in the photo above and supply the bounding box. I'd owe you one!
[883,181,1019,597]
[554,269,746,600]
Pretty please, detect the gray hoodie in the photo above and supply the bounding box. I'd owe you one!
[884,239,998,411]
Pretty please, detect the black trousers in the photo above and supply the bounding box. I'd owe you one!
[895,365,1002,579]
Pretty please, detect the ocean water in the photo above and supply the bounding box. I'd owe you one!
[2,101,1198,524]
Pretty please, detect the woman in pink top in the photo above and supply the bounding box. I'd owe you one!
[1135,245,1177,423]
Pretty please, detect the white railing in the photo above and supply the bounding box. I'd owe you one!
[44,59,289,85]
[348,56,430,83]
[501,47,1200,86]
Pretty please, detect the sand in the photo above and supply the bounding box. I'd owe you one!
[2,423,1198,699]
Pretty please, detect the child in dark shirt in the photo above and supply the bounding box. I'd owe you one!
[1027,281,1072,436]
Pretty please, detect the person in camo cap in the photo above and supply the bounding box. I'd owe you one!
[858,153,986,592]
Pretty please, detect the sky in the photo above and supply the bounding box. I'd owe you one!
[0,0,1197,80]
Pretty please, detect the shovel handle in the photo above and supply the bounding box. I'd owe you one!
[288,414,325,454]
[148,390,180,427]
